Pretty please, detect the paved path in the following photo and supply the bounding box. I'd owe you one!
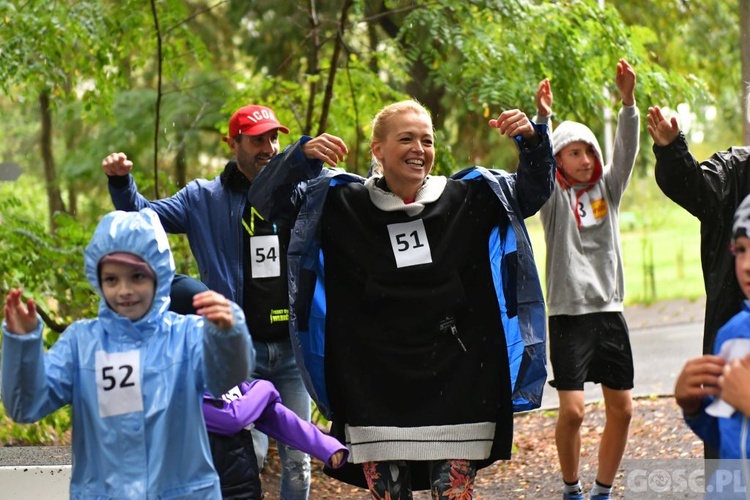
[540,297,706,410]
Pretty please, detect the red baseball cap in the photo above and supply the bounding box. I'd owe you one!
[225,105,290,141]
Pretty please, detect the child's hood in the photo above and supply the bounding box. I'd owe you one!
[552,120,604,187]
[84,208,175,319]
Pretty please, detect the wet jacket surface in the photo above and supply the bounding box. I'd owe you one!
[1,208,253,499]
[247,129,554,489]
[653,135,750,354]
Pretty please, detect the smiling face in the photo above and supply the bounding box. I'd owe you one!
[371,110,434,200]
[100,261,156,321]
[556,140,598,185]
[229,130,281,182]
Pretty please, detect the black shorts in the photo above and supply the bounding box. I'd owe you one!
[548,311,634,391]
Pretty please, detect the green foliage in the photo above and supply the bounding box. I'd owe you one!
[0,178,90,444]
[0,407,72,446]
[0,178,98,338]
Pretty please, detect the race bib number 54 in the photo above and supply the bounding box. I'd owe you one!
[95,350,143,418]
[250,235,280,278]
[387,219,433,268]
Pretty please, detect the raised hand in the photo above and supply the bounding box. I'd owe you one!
[647,106,680,147]
[301,133,349,167]
[4,288,39,335]
[102,152,134,176]
[615,58,636,106]
[193,291,234,329]
[489,109,537,141]
[535,78,553,118]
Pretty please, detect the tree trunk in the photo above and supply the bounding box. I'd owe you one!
[175,140,188,189]
[39,90,66,231]
[742,0,750,145]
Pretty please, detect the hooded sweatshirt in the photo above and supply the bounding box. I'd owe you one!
[536,105,640,316]
[1,208,253,499]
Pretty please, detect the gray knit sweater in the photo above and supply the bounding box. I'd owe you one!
[535,105,640,316]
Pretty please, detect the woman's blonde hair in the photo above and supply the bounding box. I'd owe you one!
[370,99,432,175]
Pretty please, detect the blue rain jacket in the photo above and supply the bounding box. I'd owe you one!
[1,208,253,499]
[248,131,552,420]
[687,302,750,459]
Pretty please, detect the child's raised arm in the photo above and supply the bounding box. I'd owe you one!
[4,289,38,335]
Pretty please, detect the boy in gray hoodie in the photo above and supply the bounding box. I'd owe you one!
[534,59,640,500]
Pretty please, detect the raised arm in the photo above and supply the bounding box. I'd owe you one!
[534,78,553,125]
[649,107,732,221]
[488,109,555,217]
[248,133,347,225]
[647,106,680,147]
[616,58,636,107]
[608,59,640,200]
[102,152,191,233]
[2,289,74,422]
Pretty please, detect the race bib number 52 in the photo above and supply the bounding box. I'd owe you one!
[95,350,143,418]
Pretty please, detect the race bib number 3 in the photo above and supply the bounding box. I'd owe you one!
[577,191,607,227]
[95,350,143,418]
[387,219,433,268]
[250,235,280,278]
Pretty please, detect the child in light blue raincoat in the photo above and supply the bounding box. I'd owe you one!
[1,208,253,499]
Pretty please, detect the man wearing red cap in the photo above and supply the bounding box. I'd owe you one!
[102,104,318,499]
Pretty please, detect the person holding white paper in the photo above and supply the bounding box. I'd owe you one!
[675,193,750,459]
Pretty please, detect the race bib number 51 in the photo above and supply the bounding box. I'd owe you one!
[387,219,433,268]
[95,350,143,418]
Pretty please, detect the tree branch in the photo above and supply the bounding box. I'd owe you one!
[305,0,321,135]
[150,0,163,199]
[165,0,230,35]
[37,304,69,334]
[318,0,354,135]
